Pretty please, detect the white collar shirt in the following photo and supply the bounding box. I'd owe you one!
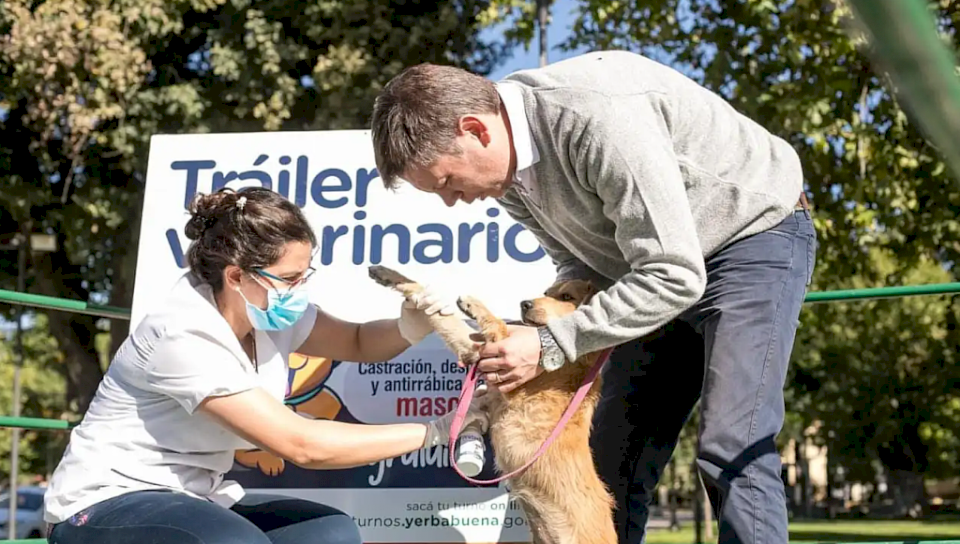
[497,81,542,206]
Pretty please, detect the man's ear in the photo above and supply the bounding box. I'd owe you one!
[458,115,491,146]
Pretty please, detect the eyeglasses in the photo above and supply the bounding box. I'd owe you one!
[254,267,317,293]
[249,249,319,295]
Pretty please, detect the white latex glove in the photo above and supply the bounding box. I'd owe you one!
[397,300,433,345]
[423,385,490,449]
[409,284,457,316]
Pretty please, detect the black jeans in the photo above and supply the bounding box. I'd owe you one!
[49,490,362,544]
[590,210,817,544]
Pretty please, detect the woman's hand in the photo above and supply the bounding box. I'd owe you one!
[396,284,459,345]
[422,385,490,448]
[410,284,458,316]
[397,300,432,345]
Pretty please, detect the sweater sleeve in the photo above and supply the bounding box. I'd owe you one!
[497,188,598,283]
[546,99,707,361]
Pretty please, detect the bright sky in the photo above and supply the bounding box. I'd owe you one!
[483,0,591,80]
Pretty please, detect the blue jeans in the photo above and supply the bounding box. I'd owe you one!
[590,209,817,544]
[48,490,363,544]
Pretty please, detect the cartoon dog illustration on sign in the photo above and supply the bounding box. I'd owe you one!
[234,353,344,476]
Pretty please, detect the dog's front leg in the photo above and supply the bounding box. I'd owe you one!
[367,265,480,363]
[456,295,509,343]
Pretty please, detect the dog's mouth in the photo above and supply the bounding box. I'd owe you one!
[520,313,546,327]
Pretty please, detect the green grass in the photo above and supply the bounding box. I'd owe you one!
[645,520,960,543]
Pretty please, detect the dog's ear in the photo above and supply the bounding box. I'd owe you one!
[544,278,599,304]
[569,279,598,302]
[543,279,564,296]
[583,280,598,297]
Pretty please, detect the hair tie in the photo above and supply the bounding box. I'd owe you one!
[236,196,247,211]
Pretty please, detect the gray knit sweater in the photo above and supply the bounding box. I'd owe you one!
[495,50,803,361]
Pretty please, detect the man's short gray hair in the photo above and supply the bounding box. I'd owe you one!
[370,63,500,189]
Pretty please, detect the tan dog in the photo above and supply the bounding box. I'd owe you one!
[368,265,615,544]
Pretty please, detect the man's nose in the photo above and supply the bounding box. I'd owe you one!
[440,192,458,207]
[520,300,533,312]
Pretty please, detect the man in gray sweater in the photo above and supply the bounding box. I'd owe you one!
[370,50,817,544]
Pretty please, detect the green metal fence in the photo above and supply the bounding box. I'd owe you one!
[0,289,130,321]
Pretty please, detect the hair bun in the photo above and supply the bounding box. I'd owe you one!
[184,186,317,293]
[184,215,210,240]
[185,191,236,240]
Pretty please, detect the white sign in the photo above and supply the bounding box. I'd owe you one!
[134,130,556,543]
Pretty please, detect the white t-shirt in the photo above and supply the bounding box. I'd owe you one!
[42,272,318,524]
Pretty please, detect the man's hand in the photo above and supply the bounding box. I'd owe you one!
[475,324,542,393]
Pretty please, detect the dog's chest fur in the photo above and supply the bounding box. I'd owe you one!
[487,359,602,475]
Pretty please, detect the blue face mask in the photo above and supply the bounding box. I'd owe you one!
[238,276,310,331]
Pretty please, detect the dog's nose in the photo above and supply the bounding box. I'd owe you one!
[520,300,533,312]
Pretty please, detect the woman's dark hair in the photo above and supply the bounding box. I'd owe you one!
[184,187,317,292]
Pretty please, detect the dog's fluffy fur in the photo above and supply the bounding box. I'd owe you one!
[368,265,615,544]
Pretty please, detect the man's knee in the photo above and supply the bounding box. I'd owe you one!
[696,429,784,496]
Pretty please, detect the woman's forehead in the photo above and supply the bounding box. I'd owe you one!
[268,241,314,272]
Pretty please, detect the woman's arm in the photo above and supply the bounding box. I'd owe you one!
[145,328,473,468]
[200,387,430,469]
[295,307,411,363]
[296,287,457,363]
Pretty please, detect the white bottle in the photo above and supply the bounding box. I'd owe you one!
[456,425,486,477]
[455,383,487,477]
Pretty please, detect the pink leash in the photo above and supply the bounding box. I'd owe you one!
[447,346,615,485]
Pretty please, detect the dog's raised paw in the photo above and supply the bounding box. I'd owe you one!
[457,295,483,320]
[368,265,409,288]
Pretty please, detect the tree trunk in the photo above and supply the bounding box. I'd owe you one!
[877,418,929,518]
[825,449,836,519]
[797,439,812,518]
[668,461,680,530]
[109,186,143,358]
[692,458,704,543]
[33,232,104,416]
[536,0,549,67]
[886,469,927,519]
[702,472,713,539]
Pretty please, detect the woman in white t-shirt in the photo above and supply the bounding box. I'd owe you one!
[43,187,487,544]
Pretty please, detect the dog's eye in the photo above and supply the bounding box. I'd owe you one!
[560,293,575,302]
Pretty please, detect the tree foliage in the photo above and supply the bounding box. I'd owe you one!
[0,315,71,484]
[792,250,960,514]
[0,0,508,415]
[478,0,548,52]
